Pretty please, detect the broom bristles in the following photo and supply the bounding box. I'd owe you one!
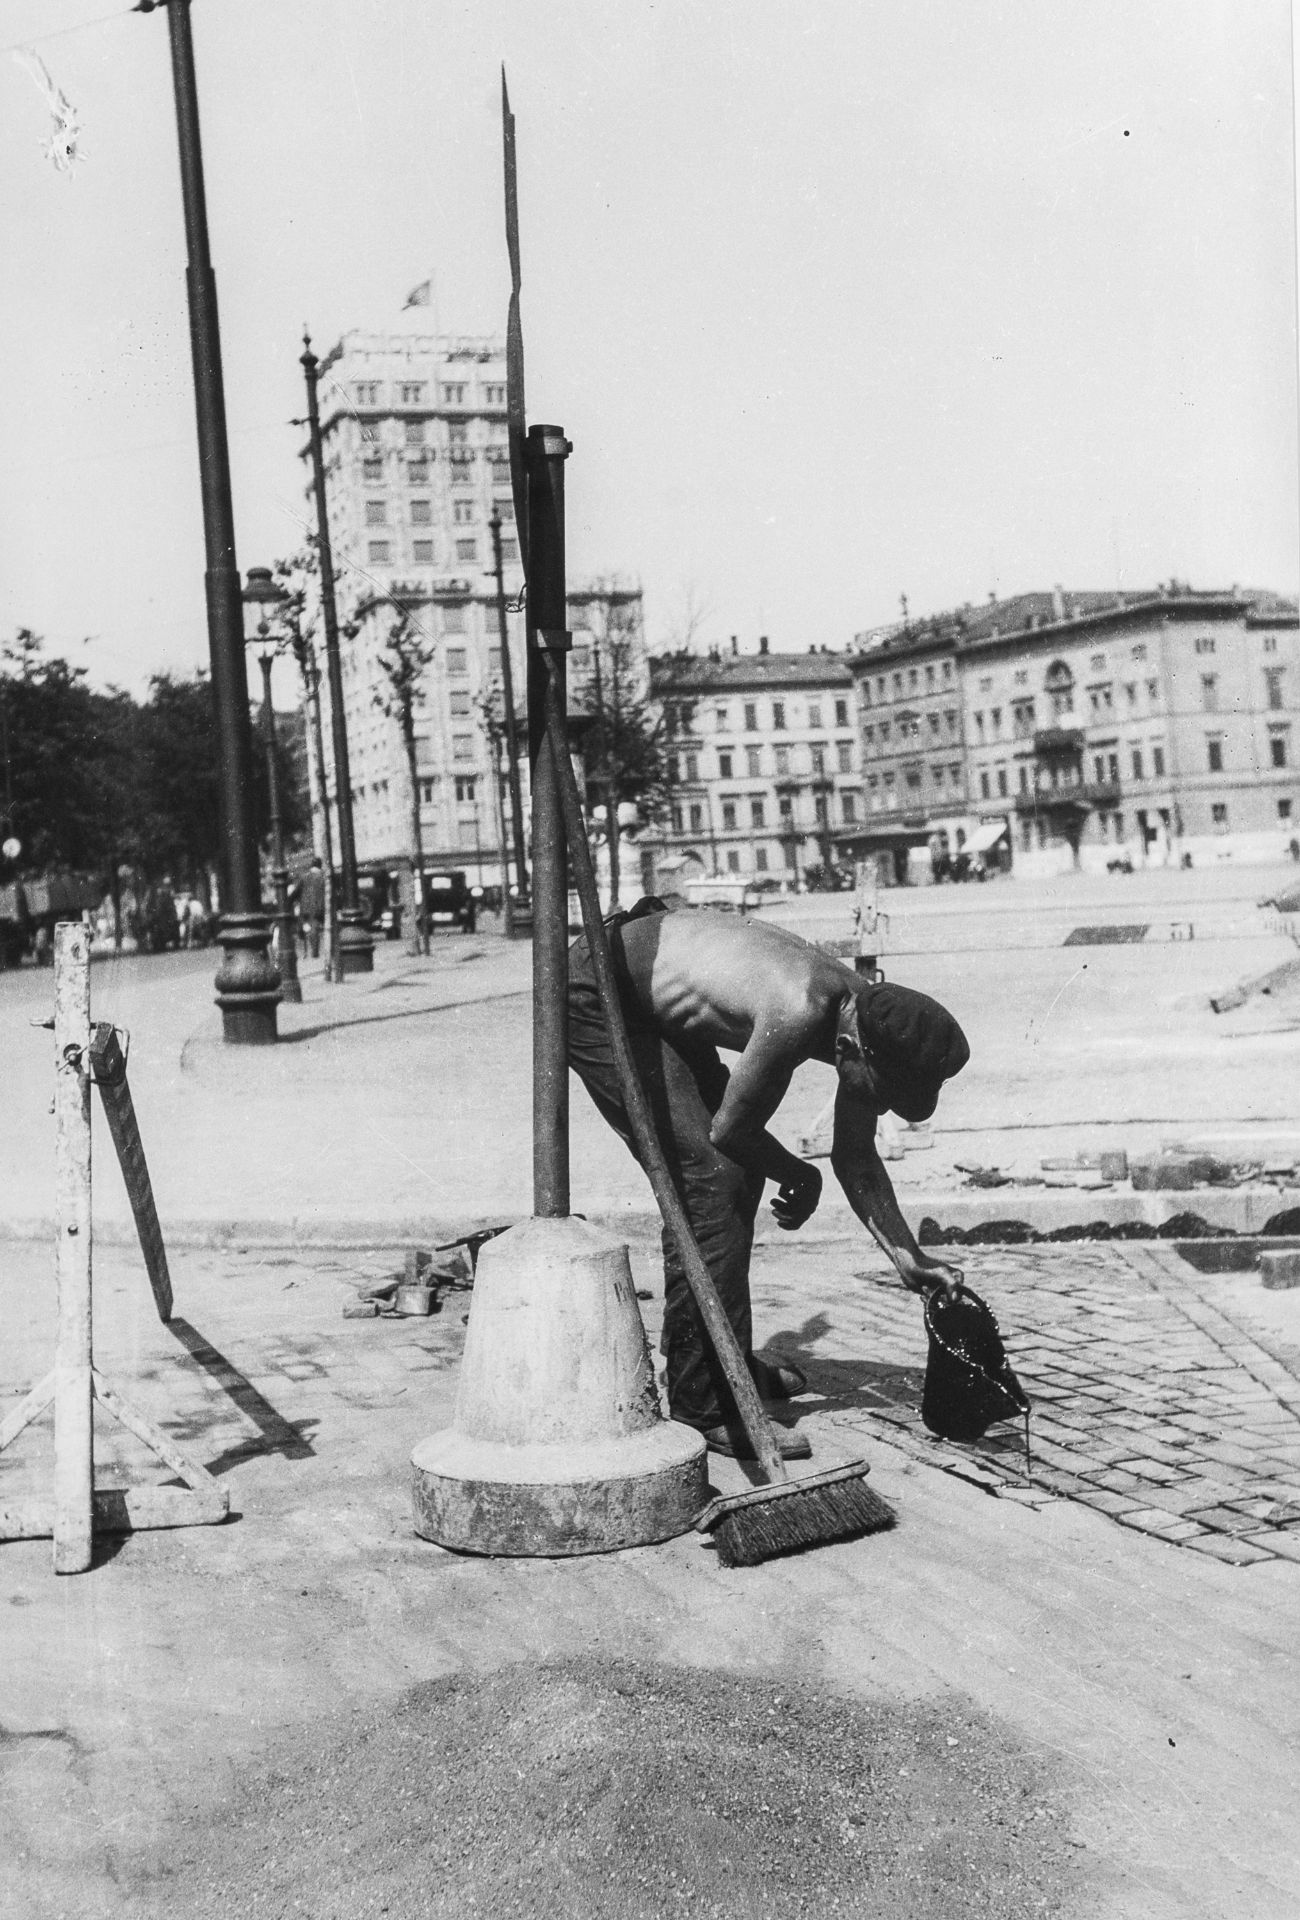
[697,1463,896,1568]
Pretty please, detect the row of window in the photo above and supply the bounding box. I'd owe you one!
[669,741,855,782]
[354,380,507,408]
[367,538,510,568]
[863,763,965,808]
[365,497,513,527]
[662,697,852,735]
[861,659,956,706]
[668,792,861,834]
[864,709,960,747]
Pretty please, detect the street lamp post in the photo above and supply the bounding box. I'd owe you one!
[244,569,302,1006]
[142,0,279,1042]
[300,331,374,976]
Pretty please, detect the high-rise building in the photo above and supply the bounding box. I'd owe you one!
[306,328,642,890]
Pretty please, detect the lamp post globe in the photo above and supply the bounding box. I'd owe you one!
[242,568,303,1005]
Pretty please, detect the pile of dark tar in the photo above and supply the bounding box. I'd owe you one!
[131,1658,1083,1918]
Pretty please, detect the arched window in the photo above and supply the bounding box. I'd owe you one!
[1044,660,1075,718]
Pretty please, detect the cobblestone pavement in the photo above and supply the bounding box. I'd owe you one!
[746,1237,1300,1567]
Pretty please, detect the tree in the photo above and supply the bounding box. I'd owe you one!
[0,628,131,882]
[373,599,437,954]
[272,547,339,969]
[571,585,669,910]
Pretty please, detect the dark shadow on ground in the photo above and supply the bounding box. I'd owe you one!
[164,1318,317,1474]
[275,986,528,1046]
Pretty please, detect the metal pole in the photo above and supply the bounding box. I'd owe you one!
[256,652,302,1004]
[300,645,339,974]
[155,0,279,1042]
[300,331,374,976]
[526,425,572,1218]
[489,510,530,915]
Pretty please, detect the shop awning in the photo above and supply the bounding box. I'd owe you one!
[966,821,1009,854]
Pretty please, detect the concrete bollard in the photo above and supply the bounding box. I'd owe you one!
[1260,1251,1300,1291]
[411,1216,707,1556]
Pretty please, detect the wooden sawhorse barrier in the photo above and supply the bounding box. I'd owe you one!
[0,923,227,1573]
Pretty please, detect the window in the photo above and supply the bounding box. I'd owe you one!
[1131,643,1148,661]
[997,767,1008,797]
[721,802,737,830]
[362,457,382,481]
[842,793,858,822]
[485,383,506,405]
[449,691,471,717]
[744,702,758,731]
[714,707,729,732]
[990,708,1002,734]
[1266,668,1285,710]
[750,799,766,828]
[925,665,935,689]
[778,793,794,820]
[1019,764,1029,794]
[726,850,741,873]
[894,674,904,696]
[446,647,469,675]
[400,383,424,404]
[835,700,849,727]
[442,383,467,404]
[448,421,468,445]
[1211,802,1228,830]
[1012,699,1035,737]
[1108,753,1120,782]
[879,721,891,742]
[1153,745,1165,777]
[360,424,379,444]
[718,752,733,779]
[929,712,942,736]
[1207,737,1223,772]
[455,539,477,563]
[1147,678,1159,701]
[1279,799,1293,822]
[405,420,425,446]
[1045,660,1075,717]
[1089,684,1114,717]
[942,661,953,684]
[808,703,822,728]
[420,780,435,804]
[355,382,379,405]
[746,747,762,777]
[494,496,515,521]
[410,499,432,525]
[1201,674,1219,711]
[774,745,790,775]
[368,541,391,564]
[1090,653,1107,671]
[454,775,476,802]
[1013,669,1029,687]
[1195,636,1216,655]
[452,734,474,762]
[366,500,387,525]
[905,768,922,792]
[685,754,699,781]
[500,540,519,563]
[1271,734,1289,769]
[447,499,473,525]
[908,669,918,692]
[412,540,434,564]
[978,675,993,694]
[864,726,875,747]
[837,741,853,772]
[980,770,991,799]
[670,805,683,832]
[810,745,826,775]
[443,605,466,633]
[689,804,703,832]
[755,847,769,872]
[1131,748,1144,780]
[932,766,945,787]
[408,459,431,484]
[772,702,786,730]
[876,676,885,698]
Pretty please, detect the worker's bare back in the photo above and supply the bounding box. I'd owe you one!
[618,908,857,1064]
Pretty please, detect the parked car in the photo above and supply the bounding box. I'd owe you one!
[424,870,476,934]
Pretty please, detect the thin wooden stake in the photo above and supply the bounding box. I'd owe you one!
[89,1023,173,1321]
[53,922,93,1574]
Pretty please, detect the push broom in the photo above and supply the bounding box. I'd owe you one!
[542,675,895,1566]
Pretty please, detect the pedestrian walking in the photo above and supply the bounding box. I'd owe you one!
[297,858,326,959]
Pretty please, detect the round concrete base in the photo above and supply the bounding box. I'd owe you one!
[411,1421,708,1557]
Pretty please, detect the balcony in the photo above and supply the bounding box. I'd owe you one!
[1080,780,1121,807]
[1034,727,1085,757]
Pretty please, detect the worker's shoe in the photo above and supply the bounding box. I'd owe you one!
[701,1422,812,1462]
[751,1356,809,1402]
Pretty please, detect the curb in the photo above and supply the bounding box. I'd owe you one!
[3,1185,1299,1252]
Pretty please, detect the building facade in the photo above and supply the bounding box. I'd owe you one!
[644,640,862,890]
[840,625,969,880]
[307,329,641,885]
[844,586,1299,880]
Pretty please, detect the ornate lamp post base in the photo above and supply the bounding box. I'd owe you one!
[336,908,375,976]
[214,911,282,1043]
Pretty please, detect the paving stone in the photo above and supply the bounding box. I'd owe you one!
[1183,1534,1277,1566]
[1238,1528,1300,1562]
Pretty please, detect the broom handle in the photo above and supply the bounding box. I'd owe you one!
[543,672,787,1486]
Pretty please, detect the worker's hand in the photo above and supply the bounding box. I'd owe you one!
[898,1251,964,1302]
[772,1163,822,1231]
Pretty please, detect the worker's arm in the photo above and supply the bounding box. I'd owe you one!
[708,1022,823,1230]
[830,1086,962,1296]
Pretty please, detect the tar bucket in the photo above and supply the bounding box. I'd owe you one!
[921,1286,1030,1444]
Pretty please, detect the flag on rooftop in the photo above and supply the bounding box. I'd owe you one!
[402,280,432,309]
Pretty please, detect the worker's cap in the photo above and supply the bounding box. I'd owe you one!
[854,981,970,1122]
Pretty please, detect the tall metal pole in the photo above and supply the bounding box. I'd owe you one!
[489,510,530,915]
[255,651,302,1004]
[300,332,374,976]
[526,425,572,1219]
[151,0,279,1042]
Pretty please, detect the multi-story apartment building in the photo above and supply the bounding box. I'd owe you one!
[643,639,861,890]
[307,328,642,884]
[845,586,1298,880]
[841,624,969,880]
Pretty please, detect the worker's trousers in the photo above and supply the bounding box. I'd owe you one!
[567,915,764,1431]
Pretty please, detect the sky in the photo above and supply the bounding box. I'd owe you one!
[1,0,1296,697]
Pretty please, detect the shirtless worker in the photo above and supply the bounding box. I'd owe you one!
[568,898,970,1459]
